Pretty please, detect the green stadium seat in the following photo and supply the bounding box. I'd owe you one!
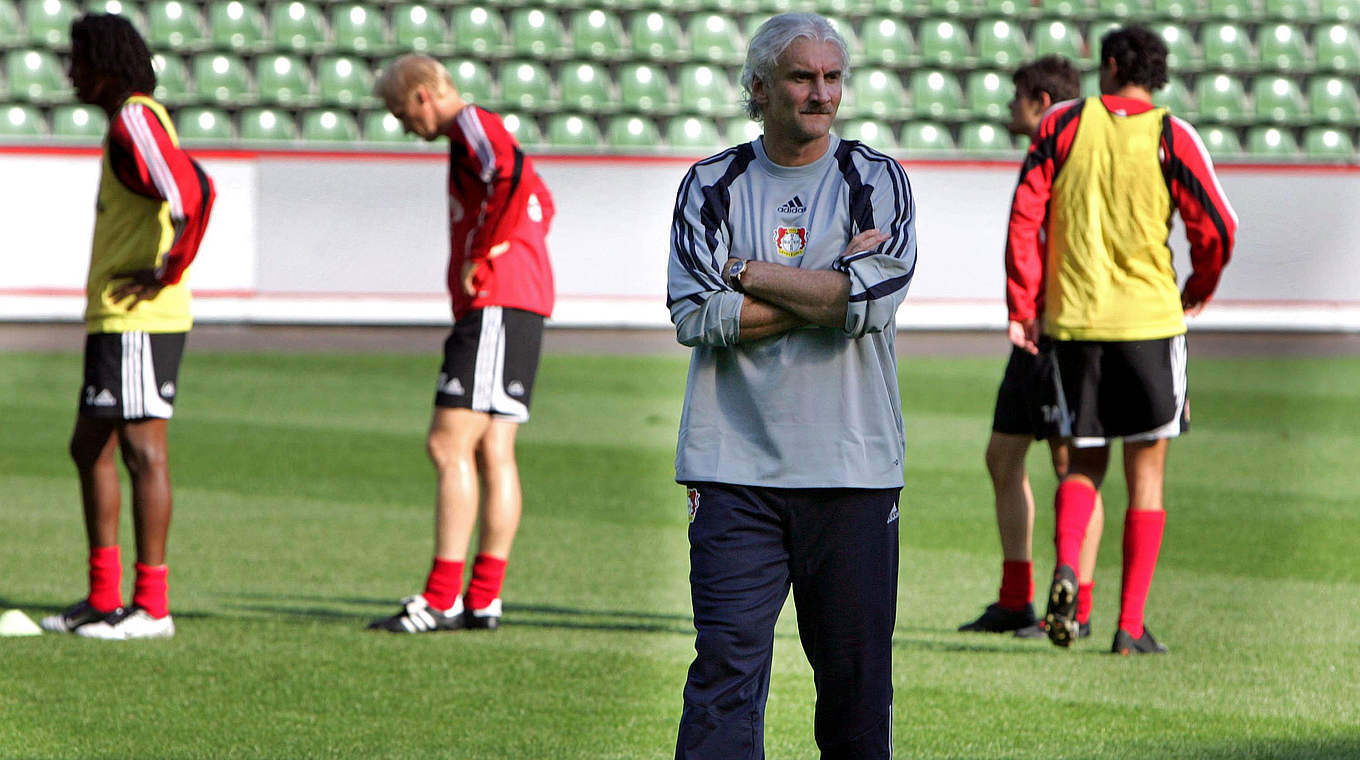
[959,121,1016,152]
[900,120,955,151]
[1245,125,1299,155]
[152,53,193,106]
[726,117,762,144]
[499,112,542,145]
[839,119,898,150]
[0,0,21,48]
[848,67,908,119]
[207,1,268,53]
[677,63,735,116]
[618,62,673,113]
[6,49,68,102]
[965,70,1011,121]
[1313,24,1360,73]
[1257,23,1310,71]
[666,115,722,150]
[1262,0,1311,19]
[239,107,298,142]
[1149,0,1203,19]
[860,16,916,67]
[269,1,330,52]
[301,108,361,142]
[1303,126,1356,157]
[1205,0,1260,19]
[910,69,965,121]
[688,13,744,63]
[1093,0,1146,17]
[630,12,685,61]
[87,0,146,35]
[330,3,389,55]
[1197,124,1242,155]
[929,0,980,17]
[50,104,107,139]
[176,106,234,141]
[559,61,617,112]
[569,8,626,60]
[1087,21,1123,68]
[361,110,417,143]
[869,0,918,14]
[1154,23,1199,69]
[22,0,75,48]
[1307,76,1360,125]
[499,60,556,111]
[1200,22,1256,70]
[917,19,971,67]
[392,4,449,55]
[605,115,661,148]
[545,113,602,147]
[193,53,253,105]
[1252,75,1307,122]
[450,6,507,57]
[444,59,496,107]
[256,54,315,106]
[980,0,1024,14]
[0,103,43,135]
[1038,0,1095,17]
[973,19,1026,69]
[1319,0,1358,20]
[317,55,374,107]
[147,1,207,50]
[1032,20,1084,61]
[508,8,567,59]
[1195,73,1248,122]
[819,0,868,15]
[1152,75,1195,117]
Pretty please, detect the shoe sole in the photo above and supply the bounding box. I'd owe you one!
[1044,575,1079,648]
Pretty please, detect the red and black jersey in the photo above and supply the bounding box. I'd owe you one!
[446,106,555,320]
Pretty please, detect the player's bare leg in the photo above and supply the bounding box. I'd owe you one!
[428,407,491,562]
[119,419,172,567]
[1113,438,1170,654]
[464,418,521,628]
[959,432,1039,632]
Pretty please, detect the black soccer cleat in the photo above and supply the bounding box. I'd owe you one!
[958,602,1038,633]
[1043,564,1079,648]
[1112,626,1169,655]
[368,595,466,633]
[1015,619,1092,639]
[40,599,117,634]
[463,598,502,630]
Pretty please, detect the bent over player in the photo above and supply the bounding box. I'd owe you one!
[958,56,1105,640]
[42,13,215,640]
[1007,26,1236,654]
[369,55,555,633]
[668,14,916,758]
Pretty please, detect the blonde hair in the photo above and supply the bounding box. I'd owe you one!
[374,54,455,103]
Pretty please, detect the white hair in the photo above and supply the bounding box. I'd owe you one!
[740,13,850,121]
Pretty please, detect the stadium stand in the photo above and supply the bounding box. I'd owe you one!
[0,3,1352,159]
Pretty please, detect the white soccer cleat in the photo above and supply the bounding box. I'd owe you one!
[368,594,466,633]
[76,606,175,640]
[465,598,502,630]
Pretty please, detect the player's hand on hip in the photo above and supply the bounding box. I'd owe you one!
[110,269,165,309]
[1181,288,1207,317]
[841,228,888,259]
[1008,319,1039,355]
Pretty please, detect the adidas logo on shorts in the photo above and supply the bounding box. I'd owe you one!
[507,380,525,397]
[85,386,117,407]
[438,374,465,396]
[777,195,807,214]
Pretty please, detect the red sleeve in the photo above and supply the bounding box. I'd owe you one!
[456,107,529,262]
[1005,99,1083,323]
[1161,115,1237,305]
[109,99,216,285]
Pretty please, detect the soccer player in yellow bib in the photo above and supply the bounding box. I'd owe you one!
[40,14,215,640]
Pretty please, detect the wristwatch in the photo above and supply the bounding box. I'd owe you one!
[724,258,748,293]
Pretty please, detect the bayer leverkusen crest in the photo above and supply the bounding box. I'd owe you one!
[774,226,807,258]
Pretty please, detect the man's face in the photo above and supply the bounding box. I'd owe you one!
[753,37,843,146]
[1007,90,1049,138]
[386,86,441,141]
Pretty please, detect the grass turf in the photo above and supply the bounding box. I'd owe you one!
[1,345,1358,758]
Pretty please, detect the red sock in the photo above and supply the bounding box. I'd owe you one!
[422,558,464,611]
[1054,480,1098,570]
[88,545,123,612]
[1118,510,1166,639]
[465,554,507,611]
[998,560,1033,611]
[1076,581,1095,624]
[132,562,169,619]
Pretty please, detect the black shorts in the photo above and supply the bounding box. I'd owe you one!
[1050,335,1190,448]
[435,306,543,422]
[79,331,187,420]
[991,344,1062,440]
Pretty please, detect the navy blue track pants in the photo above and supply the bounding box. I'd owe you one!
[675,483,901,760]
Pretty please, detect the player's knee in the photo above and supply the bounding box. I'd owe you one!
[118,438,166,475]
[985,439,1024,484]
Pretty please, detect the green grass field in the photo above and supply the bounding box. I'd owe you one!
[2,342,1358,759]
